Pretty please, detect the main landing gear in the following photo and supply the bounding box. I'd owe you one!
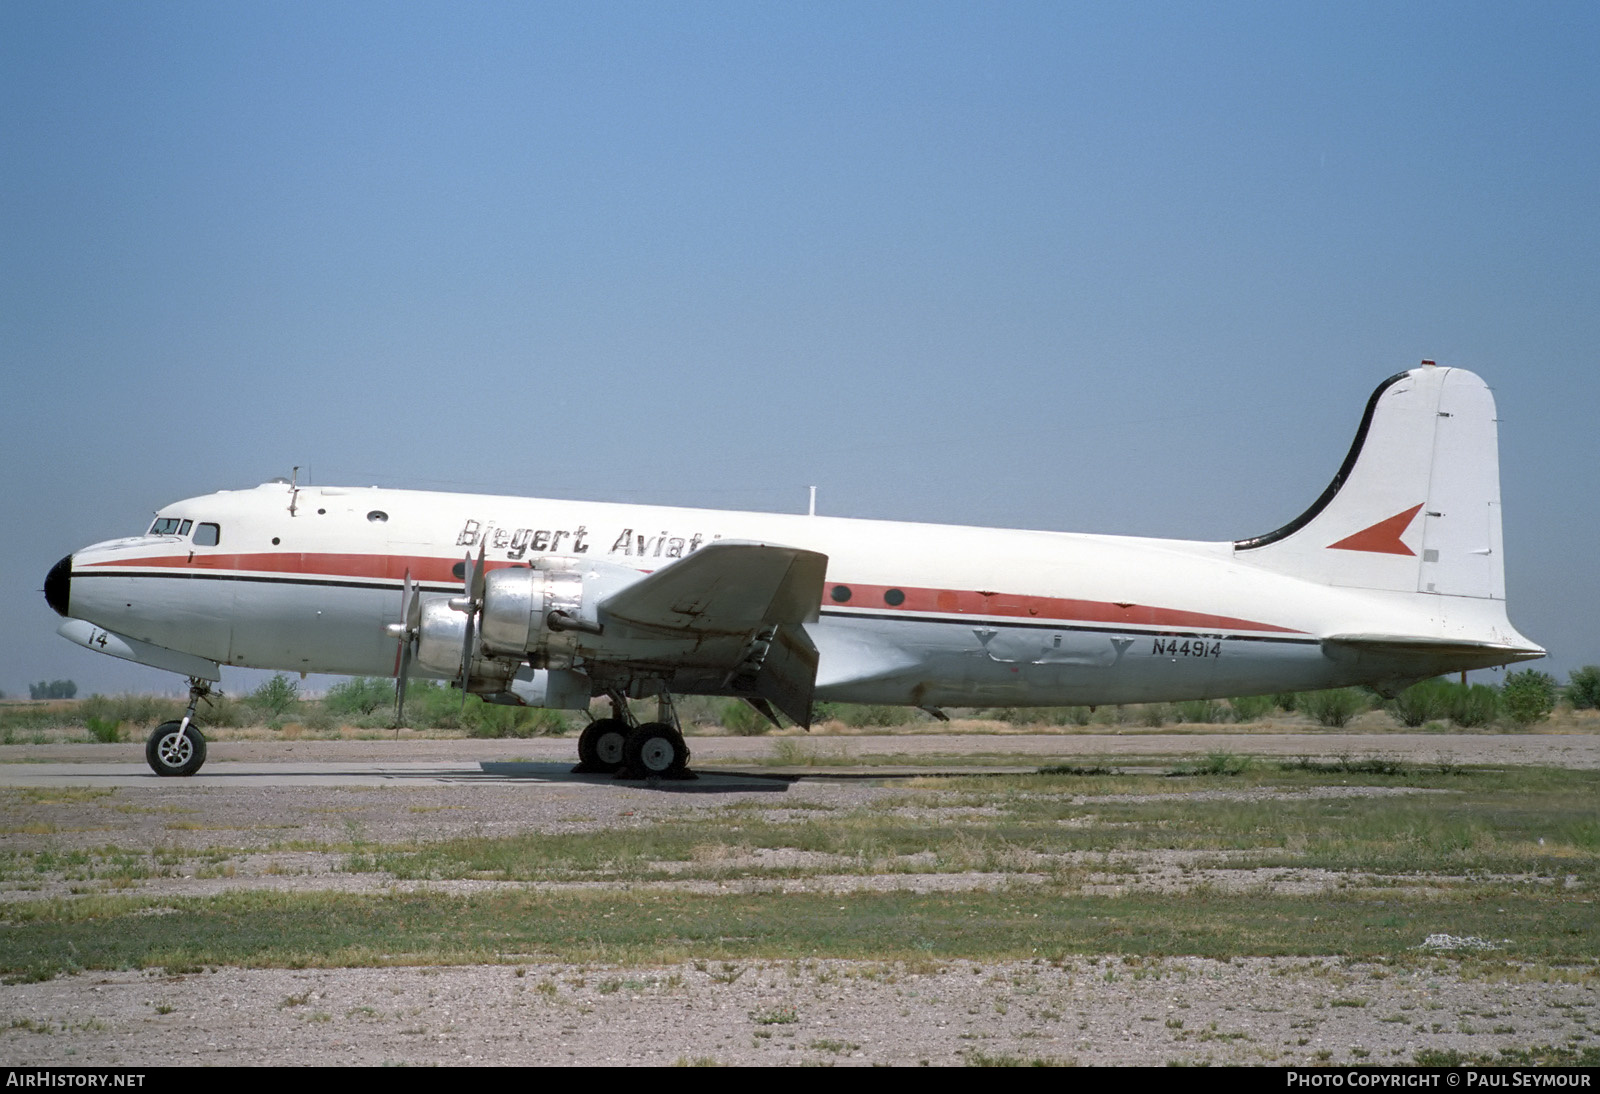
[573,691,694,781]
[145,679,211,777]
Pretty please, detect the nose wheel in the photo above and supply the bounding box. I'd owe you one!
[146,720,207,776]
[145,679,212,777]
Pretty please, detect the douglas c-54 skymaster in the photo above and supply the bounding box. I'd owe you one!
[45,363,1542,778]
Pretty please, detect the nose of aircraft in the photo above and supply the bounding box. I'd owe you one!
[44,554,72,617]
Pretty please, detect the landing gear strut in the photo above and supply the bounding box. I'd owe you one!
[145,678,211,777]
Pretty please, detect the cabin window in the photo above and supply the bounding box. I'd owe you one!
[194,523,221,547]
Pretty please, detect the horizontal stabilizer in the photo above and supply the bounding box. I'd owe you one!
[1322,633,1545,674]
[1324,633,1544,657]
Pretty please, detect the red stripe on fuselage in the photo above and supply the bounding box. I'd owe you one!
[82,553,1305,634]
[84,551,475,585]
[824,582,1302,634]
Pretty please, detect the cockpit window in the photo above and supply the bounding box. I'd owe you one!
[193,523,221,547]
[148,518,198,538]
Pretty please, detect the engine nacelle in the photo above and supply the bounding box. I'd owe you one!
[479,565,588,667]
[414,597,517,689]
[478,559,640,666]
[414,558,641,692]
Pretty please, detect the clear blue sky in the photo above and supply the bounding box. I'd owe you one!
[4,1,1596,697]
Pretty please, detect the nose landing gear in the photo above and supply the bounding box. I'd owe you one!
[145,679,212,777]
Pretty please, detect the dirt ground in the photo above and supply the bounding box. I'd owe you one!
[7,955,1596,1067]
[2,731,1597,1067]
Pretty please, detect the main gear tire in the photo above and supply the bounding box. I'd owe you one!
[619,721,693,780]
[574,718,629,774]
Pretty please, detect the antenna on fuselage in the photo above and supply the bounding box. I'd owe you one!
[808,485,816,517]
[288,466,300,516]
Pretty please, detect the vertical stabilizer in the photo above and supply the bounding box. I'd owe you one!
[1234,365,1505,601]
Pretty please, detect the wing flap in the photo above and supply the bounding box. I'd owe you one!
[756,623,818,727]
[594,542,828,725]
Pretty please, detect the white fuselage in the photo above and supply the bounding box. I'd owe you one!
[55,480,1530,708]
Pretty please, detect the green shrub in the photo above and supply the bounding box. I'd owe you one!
[1301,688,1366,728]
[1501,670,1557,727]
[325,677,394,717]
[464,704,570,738]
[991,706,1054,726]
[396,679,460,728]
[1567,666,1600,710]
[1175,699,1226,724]
[204,693,246,728]
[250,674,300,717]
[719,700,770,736]
[1139,703,1170,727]
[299,707,338,732]
[810,702,840,724]
[1173,751,1254,776]
[1447,683,1500,727]
[85,716,122,743]
[1273,692,1300,712]
[1390,679,1454,727]
[833,704,915,728]
[1092,705,1131,726]
[1227,694,1274,724]
[80,694,183,729]
[671,695,724,728]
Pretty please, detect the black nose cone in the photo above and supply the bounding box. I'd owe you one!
[44,555,72,617]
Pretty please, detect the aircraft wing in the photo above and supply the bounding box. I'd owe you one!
[597,541,828,725]
[600,541,826,634]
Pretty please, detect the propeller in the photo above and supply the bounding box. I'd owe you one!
[449,542,487,708]
[386,571,422,725]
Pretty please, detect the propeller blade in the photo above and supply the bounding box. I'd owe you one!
[395,634,414,726]
[455,544,486,710]
[405,571,422,630]
[458,613,476,711]
[469,541,487,601]
[393,571,417,726]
